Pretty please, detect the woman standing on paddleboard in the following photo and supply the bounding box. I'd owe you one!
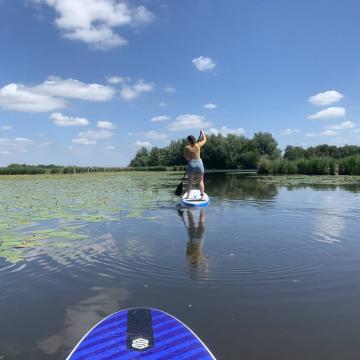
[184,130,207,199]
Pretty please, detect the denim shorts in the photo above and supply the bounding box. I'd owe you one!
[187,159,204,175]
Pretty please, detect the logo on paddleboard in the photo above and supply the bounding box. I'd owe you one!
[132,338,149,350]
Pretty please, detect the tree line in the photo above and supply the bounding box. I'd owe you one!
[0,164,127,175]
[284,144,360,160]
[130,133,360,175]
[2,136,360,175]
[130,132,281,169]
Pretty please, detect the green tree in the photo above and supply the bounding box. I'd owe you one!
[251,132,281,159]
[284,146,306,160]
[129,147,151,167]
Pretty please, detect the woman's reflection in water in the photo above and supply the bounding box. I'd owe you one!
[178,208,209,278]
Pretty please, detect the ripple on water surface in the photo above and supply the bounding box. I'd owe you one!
[1,174,360,360]
[2,187,359,297]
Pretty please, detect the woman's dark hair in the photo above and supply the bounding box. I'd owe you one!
[187,135,196,145]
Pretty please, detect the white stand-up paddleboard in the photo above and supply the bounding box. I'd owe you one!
[181,190,209,207]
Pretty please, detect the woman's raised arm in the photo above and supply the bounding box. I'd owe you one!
[198,130,207,146]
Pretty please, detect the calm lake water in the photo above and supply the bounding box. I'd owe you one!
[1,172,360,360]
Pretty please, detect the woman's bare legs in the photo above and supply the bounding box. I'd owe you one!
[186,174,195,198]
[199,173,205,198]
[187,173,204,199]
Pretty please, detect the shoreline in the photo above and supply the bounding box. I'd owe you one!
[0,171,360,186]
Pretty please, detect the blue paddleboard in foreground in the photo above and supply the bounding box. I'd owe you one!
[67,308,216,360]
[181,190,209,208]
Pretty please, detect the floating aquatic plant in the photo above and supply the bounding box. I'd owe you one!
[0,172,173,262]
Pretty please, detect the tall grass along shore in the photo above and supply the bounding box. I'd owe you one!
[258,156,360,175]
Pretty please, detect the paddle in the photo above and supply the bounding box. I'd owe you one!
[177,208,188,229]
[174,170,187,196]
[174,132,202,197]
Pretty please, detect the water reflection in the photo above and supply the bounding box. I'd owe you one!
[178,208,209,279]
[312,193,353,244]
[206,173,278,201]
[37,287,130,357]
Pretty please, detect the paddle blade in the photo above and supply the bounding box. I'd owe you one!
[174,182,183,196]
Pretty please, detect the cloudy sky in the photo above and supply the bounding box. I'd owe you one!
[0,0,359,166]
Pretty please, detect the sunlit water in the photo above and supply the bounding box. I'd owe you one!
[1,173,360,360]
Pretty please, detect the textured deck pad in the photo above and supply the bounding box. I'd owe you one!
[67,308,216,359]
[181,190,209,208]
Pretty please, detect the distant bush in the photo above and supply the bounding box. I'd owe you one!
[0,166,46,175]
[0,163,188,175]
[257,158,273,175]
[131,166,167,171]
[258,157,354,175]
[126,166,186,171]
[338,156,360,175]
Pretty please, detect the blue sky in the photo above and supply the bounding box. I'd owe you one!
[0,0,359,166]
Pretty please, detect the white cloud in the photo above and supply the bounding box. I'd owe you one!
[309,90,343,106]
[97,121,115,129]
[102,145,115,150]
[33,0,154,50]
[208,126,245,137]
[78,129,113,140]
[63,26,127,49]
[72,138,96,145]
[307,107,346,120]
[168,114,212,131]
[281,128,301,136]
[151,115,170,122]
[107,76,125,84]
[1,125,12,130]
[132,5,154,26]
[13,137,34,145]
[38,141,52,148]
[133,80,153,93]
[0,77,115,113]
[325,121,355,130]
[330,136,348,145]
[144,130,167,140]
[120,79,154,101]
[134,141,152,148]
[50,112,89,127]
[72,129,113,145]
[159,101,167,107]
[204,103,217,109]
[35,76,115,101]
[305,130,338,137]
[120,87,137,100]
[192,56,216,72]
[0,137,34,153]
[164,86,176,93]
[320,130,338,136]
[0,83,66,112]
